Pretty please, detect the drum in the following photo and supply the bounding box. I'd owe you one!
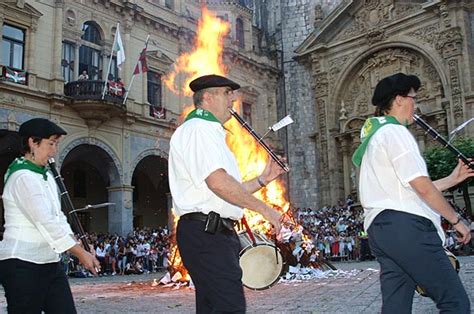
[238,231,283,290]
[415,249,460,297]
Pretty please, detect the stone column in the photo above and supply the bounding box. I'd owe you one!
[107,185,134,236]
[340,138,350,198]
[0,15,4,68]
[51,0,65,93]
[74,44,80,80]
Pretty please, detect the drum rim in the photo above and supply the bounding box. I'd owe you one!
[239,243,284,290]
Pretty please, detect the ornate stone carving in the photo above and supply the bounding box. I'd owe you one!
[0,94,25,106]
[336,1,422,42]
[407,23,440,46]
[435,27,463,58]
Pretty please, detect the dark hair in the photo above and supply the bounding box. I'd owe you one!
[21,134,61,155]
[21,136,42,155]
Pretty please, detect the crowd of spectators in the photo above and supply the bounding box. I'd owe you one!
[294,195,369,263]
[63,226,171,277]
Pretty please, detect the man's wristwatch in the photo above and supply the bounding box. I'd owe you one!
[452,214,462,226]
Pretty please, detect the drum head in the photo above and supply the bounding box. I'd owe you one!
[240,244,283,290]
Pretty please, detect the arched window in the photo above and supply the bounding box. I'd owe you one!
[236,18,244,49]
[81,22,101,44]
[79,22,102,80]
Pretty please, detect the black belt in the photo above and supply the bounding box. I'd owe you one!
[180,212,237,232]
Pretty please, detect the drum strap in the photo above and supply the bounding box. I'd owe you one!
[241,216,257,246]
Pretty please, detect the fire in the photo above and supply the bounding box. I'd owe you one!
[163,7,229,96]
[165,6,292,281]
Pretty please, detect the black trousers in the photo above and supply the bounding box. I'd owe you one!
[368,210,470,314]
[0,258,76,314]
[177,219,245,314]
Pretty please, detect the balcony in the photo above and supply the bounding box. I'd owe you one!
[64,80,126,127]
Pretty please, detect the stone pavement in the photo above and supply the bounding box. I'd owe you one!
[1,256,474,313]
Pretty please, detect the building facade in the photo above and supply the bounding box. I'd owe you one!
[0,0,281,235]
[257,0,474,207]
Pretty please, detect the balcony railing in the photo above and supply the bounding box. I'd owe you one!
[64,80,124,104]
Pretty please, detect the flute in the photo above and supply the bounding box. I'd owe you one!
[48,158,91,252]
[413,114,474,170]
[229,108,290,172]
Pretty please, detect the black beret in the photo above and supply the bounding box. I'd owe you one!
[189,74,240,92]
[372,73,421,107]
[19,118,67,139]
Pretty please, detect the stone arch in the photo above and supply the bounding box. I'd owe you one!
[129,148,168,185]
[58,136,122,185]
[331,42,448,126]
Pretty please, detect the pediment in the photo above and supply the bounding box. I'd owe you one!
[147,50,174,67]
[295,0,426,57]
[2,1,43,19]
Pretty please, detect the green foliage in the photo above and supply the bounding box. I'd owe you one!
[423,137,474,185]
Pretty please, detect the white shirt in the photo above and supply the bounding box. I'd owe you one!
[169,118,243,220]
[359,124,445,244]
[1,170,77,263]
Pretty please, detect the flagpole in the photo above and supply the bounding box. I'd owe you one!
[122,35,150,105]
[102,22,120,100]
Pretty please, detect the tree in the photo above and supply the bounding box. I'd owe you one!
[423,137,474,218]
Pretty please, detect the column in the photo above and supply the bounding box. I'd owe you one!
[51,0,65,93]
[74,44,80,80]
[0,15,4,67]
[107,185,134,236]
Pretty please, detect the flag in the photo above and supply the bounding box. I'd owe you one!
[133,46,148,75]
[4,67,27,85]
[270,115,294,131]
[114,27,125,68]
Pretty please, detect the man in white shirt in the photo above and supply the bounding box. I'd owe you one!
[169,74,285,313]
[353,73,473,313]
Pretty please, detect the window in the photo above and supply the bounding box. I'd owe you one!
[165,0,174,10]
[147,71,162,107]
[79,22,102,80]
[236,18,244,49]
[148,71,166,118]
[2,24,25,69]
[61,42,75,82]
[243,102,252,125]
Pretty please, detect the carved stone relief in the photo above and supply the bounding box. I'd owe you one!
[335,1,422,42]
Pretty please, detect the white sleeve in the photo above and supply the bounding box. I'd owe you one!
[383,127,428,187]
[181,124,230,186]
[10,174,77,253]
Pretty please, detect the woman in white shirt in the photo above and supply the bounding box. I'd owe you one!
[0,118,99,313]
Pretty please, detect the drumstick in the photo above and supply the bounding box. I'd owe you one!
[241,216,257,246]
[272,234,279,264]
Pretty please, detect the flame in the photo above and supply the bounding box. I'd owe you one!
[165,6,295,281]
[163,7,229,96]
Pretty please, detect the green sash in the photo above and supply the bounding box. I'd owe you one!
[4,157,48,184]
[352,116,401,167]
[184,108,221,124]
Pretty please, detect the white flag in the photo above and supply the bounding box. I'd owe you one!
[114,27,125,68]
[450,117,474,136]
[270,115,294,131]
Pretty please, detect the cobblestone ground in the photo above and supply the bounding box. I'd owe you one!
[1,256,474,313]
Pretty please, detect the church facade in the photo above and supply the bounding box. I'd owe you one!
[257,0,474,207]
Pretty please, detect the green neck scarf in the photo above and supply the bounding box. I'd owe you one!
[184,108,221,124]
[352,116,401,167]
[4,157,48,184]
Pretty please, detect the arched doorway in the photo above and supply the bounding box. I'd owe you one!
[131,155,169,229]
[0,130,21,236]
[61,144,117,233]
